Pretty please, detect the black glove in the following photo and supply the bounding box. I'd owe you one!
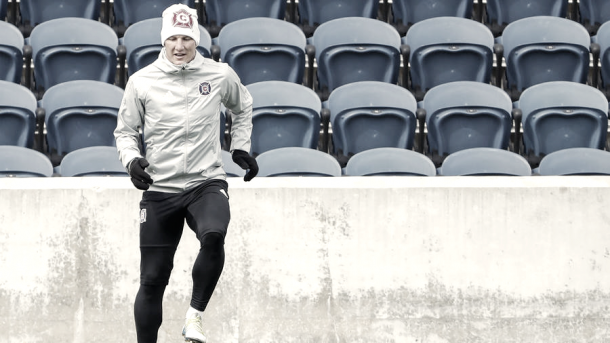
[128,158,154,190]
[232,149,258,182]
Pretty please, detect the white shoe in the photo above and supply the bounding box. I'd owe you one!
[182,313,207,343]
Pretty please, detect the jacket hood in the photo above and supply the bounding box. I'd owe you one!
[153,47,205,74]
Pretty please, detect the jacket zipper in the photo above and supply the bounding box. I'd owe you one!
[182,67,189,175]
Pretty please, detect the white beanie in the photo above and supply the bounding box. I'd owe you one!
[160,4,200,45]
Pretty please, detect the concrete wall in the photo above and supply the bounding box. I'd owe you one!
[1,176,610,343]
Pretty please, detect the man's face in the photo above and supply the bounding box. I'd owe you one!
[164,35,197,65]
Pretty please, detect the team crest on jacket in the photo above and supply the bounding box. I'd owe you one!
[198,82,211,95]
[172,9,194,29]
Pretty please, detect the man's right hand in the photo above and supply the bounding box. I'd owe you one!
[128,158,154,190]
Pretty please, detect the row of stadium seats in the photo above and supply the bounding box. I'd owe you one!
[3,145,610,178]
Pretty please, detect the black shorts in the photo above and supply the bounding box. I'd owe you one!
[137,179,230,285]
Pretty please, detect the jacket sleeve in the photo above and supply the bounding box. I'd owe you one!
[221,66,253,153]
[114,79,145,170]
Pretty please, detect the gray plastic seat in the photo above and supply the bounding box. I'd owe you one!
[0,22,24,84]
[0,0,6,22]
[18,0,101,35]
[485,0,568,36]
[345,148,436,176]
[593,21,610,91]
[221,150,246,177]
[517,81,609,160]
[59,146,128,177]
[538,148,610,176]
[440,147,532,176]
[205,0,286,37]
[256,147,342,177]
[298,0,379,36]
[422,81,513,158]
[218,18,306,85]
[579,0,610,35]
[0,81,37,147]
[247,81,321,156]
[391,0,473,35]
[0,145,53,177]
[112,0,195,35]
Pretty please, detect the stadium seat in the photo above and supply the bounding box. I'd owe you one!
[0,81,37,148]
[0,21,24,84]
[0,0,6,22]
[221,150,246,177]
[517,81,609,164]
[18,0,101,36]
[422,81,513,163]
[390,0,474,35]
[28,18,119,96]
[593,21,610,95]
[40,80,124,165]
[327,81,418,166]
[297,0,379,36]
[311,17,402,99]
[112,0,196,36]
[0,145,53,177]
[538,148,610,175]
[485,0,568,36]
[217,18,307,86]
[256,147,342,177]
[204,0,287,37]
[498,16,592,100]
[402,17,496,99]
[246,81,322,156]
[122,18,212,78]
[439,147,532,176]
[579,0,610,35]
[344,147,437,176]
[58,146,128,177]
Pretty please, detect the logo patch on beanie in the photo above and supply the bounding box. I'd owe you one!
[172,9,194,29]
[198,81,211,95]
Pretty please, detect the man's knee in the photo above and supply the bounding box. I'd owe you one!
[201,232,224,254]
[140,247,175,285]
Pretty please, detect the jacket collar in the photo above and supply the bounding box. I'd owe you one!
[153,47,205,74]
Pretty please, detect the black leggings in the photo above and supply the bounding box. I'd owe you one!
[134,180,230,343]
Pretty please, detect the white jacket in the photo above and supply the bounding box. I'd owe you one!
[114,49,253,193]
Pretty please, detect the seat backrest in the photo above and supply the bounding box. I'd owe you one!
[41,80,124,158]
[221,150,246,177]
[327,81,418,159]
[19,0,100,27]
[517,81,609,157]
[247,81,321,156]
[29,18,119,92]
[59,146,128,177]
[0,145,53,177]
[0,22,24,84]
[312,17,401,93]
[123,18,212,76]
[500,16,591,92]
[486,0,567,26]
[345,147,437,176]
[256,147,342,177]
[0,0,6,21]
[538,148,610,175]
[298,0,379,28]
[422,81,513,156]
[205,0,286,27]
[218,18,306,85]
[440,147,532,176]
[113,0,196,28]
[392,0,473,25]
[594,21,610,89]
[404,17,495,92]
[0,81,37,147]
[579,0,610,33]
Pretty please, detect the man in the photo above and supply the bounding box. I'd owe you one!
[114,4,258,343]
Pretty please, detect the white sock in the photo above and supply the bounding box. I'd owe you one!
[186,306,204,319]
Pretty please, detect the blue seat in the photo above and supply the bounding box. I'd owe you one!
[59,146,128,177]
[112,0,196,35]
[485,0,568,36]
[18,0,101,35]
[298,0,379,36]
[538,148,610,176]
[579,0,610,35]
[204,0,286,37]
[40,80,124,164]
[122,18,212,77]
[311,17,402,98]
[345,148,437,176]
[0,81,37,148]
[218,18,306,85]
[422,81,513,160]
[499,16,591,100]
[256,147,342,177]
[247,81,321,156]
[28,18,119,94]
[402,17,495,98]
[327,81,418,165]
[517,81,609,161]
[391,0,474,35]
[440,147,532,176]
[221,150,245,177]
[0,22,24,84]
[0,0,6,22]
[0,145,53,177]
[593,21,610,93]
